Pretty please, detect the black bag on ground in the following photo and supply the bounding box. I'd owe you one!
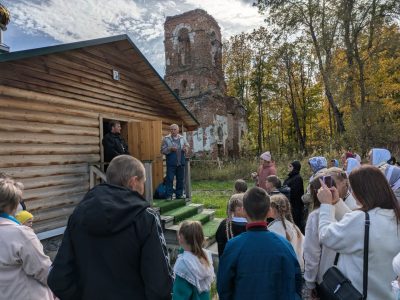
[318,212,370,300]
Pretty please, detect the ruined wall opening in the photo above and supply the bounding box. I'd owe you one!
[180,79,187,93]
[178,28,191,67]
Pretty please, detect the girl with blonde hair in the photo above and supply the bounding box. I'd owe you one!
[173,221,214,300]
[267,194,304,271]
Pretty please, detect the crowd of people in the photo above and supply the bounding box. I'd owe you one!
[1,146,400,299]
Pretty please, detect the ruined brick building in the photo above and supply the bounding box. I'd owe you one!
[164,9,247,158]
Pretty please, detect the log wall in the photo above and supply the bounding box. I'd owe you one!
[0,39,192,233]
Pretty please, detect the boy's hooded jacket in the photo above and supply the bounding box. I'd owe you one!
[48,183,173,300]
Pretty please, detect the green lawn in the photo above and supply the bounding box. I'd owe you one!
[191,180,254,218]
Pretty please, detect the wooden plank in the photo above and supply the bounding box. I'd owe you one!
[140,122,151,160]
[0,154,99,168]
[0,82,176,121]
[34,216,69,233]
[21,173,89,190]
[128,121,140,159]
[0,144,99,155]
[27,192,85,211]
[7,63,163,108]
[0,117,98,136]
[0,131,99,145]
[0,107,98,127]
[24,182,89,201]
[0,96,98,118]
[151,121,164,190]
[0,163,88,179]
[37,226,66,240]
[0,67,163,113]
[33,204,76,222]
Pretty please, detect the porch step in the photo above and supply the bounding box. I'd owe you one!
[160,215,174,229]
[152,199,186,214]
[164,216,223,247]
[164,203,203,224]
[202,218,223,246]
[186,209,215,225]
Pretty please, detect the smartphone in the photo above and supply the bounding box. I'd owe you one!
[323,175,333,188]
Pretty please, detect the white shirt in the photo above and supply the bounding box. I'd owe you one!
[319,205,400,299]
[303,199,351,288]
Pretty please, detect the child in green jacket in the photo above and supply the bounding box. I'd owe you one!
[173,221,215,300]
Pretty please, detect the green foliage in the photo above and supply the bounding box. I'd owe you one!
[224,1,400,156]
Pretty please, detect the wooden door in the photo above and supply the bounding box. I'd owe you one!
[128,120,163,190]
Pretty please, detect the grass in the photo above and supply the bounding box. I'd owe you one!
[191,180,255,218]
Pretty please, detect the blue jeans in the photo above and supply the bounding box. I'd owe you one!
[166,164,185,198]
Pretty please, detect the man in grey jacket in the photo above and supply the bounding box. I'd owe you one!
[161,124,189,199]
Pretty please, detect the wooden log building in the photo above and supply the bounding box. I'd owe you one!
[0,34,198,237]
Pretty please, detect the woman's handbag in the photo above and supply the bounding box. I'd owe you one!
[318,212,370,300]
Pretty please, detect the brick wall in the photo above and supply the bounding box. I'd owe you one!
[164,9,247,158]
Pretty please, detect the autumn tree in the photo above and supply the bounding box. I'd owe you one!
[255,0,346,134]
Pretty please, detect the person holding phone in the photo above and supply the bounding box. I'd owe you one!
[317,165,400,299]
[303,174,350,299]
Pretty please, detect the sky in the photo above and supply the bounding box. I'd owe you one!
[1,0,265,76]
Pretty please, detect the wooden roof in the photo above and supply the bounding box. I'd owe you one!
[0,34,199,129]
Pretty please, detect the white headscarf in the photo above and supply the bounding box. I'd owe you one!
[346,158,361,175]
[385,165,400,192]
[371,148,391,166]
[260,151,272,161]
[393,252,400,276]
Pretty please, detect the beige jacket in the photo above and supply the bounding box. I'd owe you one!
[268,220,304,272]
[0,218,54,300]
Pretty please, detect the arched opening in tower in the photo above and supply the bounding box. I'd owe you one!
[178,28,191,67]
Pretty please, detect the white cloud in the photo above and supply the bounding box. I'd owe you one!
[4,0,265,75]
[7,0,149,42]
[183,0,264,37]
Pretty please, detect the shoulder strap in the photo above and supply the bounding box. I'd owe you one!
[333,212,370,299]
[363,212,370,299]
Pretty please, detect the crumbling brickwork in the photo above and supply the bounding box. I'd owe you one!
[164,9,247,158]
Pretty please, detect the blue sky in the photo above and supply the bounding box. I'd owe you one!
[2,0,264,75]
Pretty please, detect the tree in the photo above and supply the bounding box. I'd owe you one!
[255,0,346,133]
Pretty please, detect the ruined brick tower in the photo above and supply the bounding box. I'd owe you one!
[164,9,247,158]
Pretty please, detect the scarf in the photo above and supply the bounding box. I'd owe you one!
[385,165,400,192]
[346,158,361,175]
[371,148,391,166]
[174,250,214,293]
[0,212,21,224]
[309,156,327,173]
